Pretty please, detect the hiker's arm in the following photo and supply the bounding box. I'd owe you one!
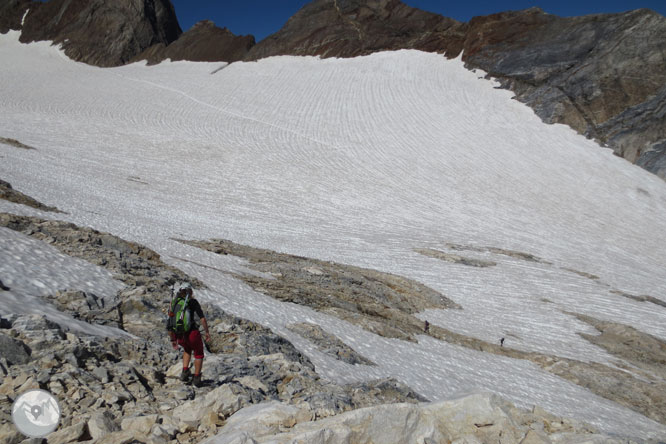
[201,317,211,342]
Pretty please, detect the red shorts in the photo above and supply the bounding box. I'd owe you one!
[177,329,204,359]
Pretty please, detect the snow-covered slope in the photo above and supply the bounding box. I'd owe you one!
[1,31,665,440]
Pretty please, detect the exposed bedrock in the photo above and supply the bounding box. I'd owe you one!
[135,20,256,64]
[462,8,666,179]
[15,0,182,67]
[244,0,467,60]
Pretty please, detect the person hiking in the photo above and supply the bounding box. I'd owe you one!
[167,282,211,387]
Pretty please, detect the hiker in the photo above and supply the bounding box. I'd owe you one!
[424,320,430,333]
[167,282,211,387]
[500,337,505,347]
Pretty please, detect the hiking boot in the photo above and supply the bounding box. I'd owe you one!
[180,368,191,382]
[192,374,203,387]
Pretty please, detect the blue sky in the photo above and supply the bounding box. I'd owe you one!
[170,0,666,41]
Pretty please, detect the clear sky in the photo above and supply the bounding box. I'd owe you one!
[170,0,666,41]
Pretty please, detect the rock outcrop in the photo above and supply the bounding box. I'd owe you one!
[136,20,255,64]
[287,322,376,366]
[206,392,625,444]
[244,0,466,60]
[0,179,61,213]
[0,0,32,34]
[461,8,666,179]
[179,238,461,342]
[17,0,182,67]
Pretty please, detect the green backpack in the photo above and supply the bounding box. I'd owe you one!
[169,293,191,335]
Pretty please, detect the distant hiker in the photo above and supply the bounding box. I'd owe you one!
[167,282,211,387]
[424,320,430,333]
[500,337,505,347]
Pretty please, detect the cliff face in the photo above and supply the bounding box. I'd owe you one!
[461,8,666,178]
[16,0,182,67]
[244,2,666,178]
[0,0,33,34]
[245,0,467,60]
[135,20,255,64]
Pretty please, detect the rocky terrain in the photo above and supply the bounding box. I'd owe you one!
[5,0,664,178]
[182,237,666,428]
[205,392,627,444]
[5,0,182,67]
[0,180,61,214]
[135,20,255,65]
[2,186,661,442]
[178,238,461,343]
[0,210,427,444]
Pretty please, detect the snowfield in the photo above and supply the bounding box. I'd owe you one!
[1,31,666,440]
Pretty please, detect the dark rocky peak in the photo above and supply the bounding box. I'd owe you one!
[16,0,182,67]
[0,0,35,34]
[245,0,467,60]
[461,7,666,177]
[135,19,256,64]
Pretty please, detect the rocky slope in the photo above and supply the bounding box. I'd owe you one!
[461,7,666,179]
[135,20,255,65]
[243,0,466,60]
[0,211,426,444]
[11,0,182,67]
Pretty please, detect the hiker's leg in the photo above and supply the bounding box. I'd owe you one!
[182,351,191,370]
[191,330,205,376]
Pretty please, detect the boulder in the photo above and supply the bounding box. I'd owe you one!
[87,411,120,440]
[214,401,313,438]
[171,384,247,430]
[46,421,89,444]
[208,393,621,444]
[120,414,158,435]
[0,332,31,365]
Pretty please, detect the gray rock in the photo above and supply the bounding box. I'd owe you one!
[462,8,666,177]
[183,238,459,342]
[93,366,110,383]
[0,333,30,366]
[286,323,375,366]
[46,422,89,444]
[87,410,120,440]
[415,248,497,268]
[0,278,9,291]
[11,314,62,332]
[0,179,59,212]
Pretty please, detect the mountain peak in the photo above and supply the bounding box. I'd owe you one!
[246,0,466,60]
[16,0,182,67]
